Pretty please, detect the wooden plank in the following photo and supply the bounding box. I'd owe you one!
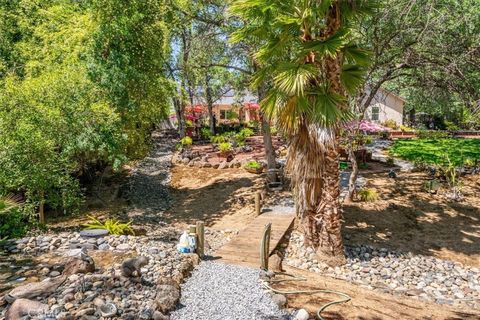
[216,212,295,268]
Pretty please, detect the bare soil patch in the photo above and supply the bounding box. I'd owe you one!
[343,172,480,267]
[165,166,265,230]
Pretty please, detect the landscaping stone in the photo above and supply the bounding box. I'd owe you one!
[284,230,480,310]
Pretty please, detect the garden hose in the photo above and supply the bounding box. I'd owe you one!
[261,272,351,320]
[259,225,351,320]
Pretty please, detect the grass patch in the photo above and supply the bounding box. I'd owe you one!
[390,138,480,166]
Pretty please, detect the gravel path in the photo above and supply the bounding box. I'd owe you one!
[170,262,291,320]
[127,130,177,224]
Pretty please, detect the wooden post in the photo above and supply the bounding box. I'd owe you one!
[255,191,261,216]
[260,223,271,270]
[39,190,45,224]
[196,221,205,258]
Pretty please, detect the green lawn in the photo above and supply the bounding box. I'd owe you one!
[390,139,480,166]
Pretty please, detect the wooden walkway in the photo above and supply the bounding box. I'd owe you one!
[215,212,295,268]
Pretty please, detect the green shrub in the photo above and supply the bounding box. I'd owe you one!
[383,119,398,130]
[463,158,475,167]
[200,127,212,140]
[0,196,27,239]
[399,125,414,132]
[185,120,194,127]
[83,215,134,235]
[270,126,278,135]
[444,120,459,131]
[218,142,233,153]
[363,135,373,145]
[180,136,193,147]
[416,130,451,139]
[211,134,227,144]
[357,188,379,202]
[244,160,262,170]
[239,127,254,138]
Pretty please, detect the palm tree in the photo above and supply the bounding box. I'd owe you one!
[230,0,373,265]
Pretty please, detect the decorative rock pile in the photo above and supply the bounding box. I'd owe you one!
[284,231,480,310]
[172,151,255,170]
[0,226,229,319]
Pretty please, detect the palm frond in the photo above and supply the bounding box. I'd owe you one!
[340,64,367,95]
[273,63,317,95]
[302,28,350,58]
[343,44,371,66]
[306,89,347,127]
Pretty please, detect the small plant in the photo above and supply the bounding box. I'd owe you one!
[180,136,193,147]
[359,162,369,170]
[0,195,27,239]
[83,215,134,235]
[383,119,398,130]
[185,120,194,127]
[386,157,395,167]
[210,134,226,144]
[363,135,373,145]
[423,179,440,194]
[239,127,254,138]
[200,127,212,140]
[399,125,414,132]
[270,126,278,135]
[357,188,379,202]
[218,142,233,153]
[463,158,475,167]
[244,160,262,170]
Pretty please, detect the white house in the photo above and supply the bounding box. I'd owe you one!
[364,88,405,126]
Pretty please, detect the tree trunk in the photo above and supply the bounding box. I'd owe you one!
[257,85,277,182]
[38,190,45,224]
[288,123,345,266]
[346,140,358,202]
[173,97,185,138]
[205,75,215,135]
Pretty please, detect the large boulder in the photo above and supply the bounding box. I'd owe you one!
[155,280,180,313]
[5,298,48,319]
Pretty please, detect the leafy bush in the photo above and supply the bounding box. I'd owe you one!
[463,158,475,167]
[444,120,459,131]
[383,119,398,130]
[363,135,373,145]
[0,196,27,239]
[180,136,193,147]
[83,215,134,235]
[399,125,414,132]
[218,142,233,153]
[211,134,227,144]
[416,130,451,139]
[200,127,212,140]
[357,188,379,202]
[239,127,254,138]
[244,160,262,170]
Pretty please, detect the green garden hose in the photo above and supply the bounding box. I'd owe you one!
[261,272,352,320]
[259,224,351,320]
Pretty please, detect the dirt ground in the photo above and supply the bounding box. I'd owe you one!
[343,171,480,267]
[168,165,480,319]
[275,266,480,320]
[165,166,264,230]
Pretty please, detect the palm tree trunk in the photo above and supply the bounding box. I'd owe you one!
[288,123,345,266]
[258,85,277,182]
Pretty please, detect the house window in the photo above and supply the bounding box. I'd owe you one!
[371,106,380,121]
[220,110,228,120]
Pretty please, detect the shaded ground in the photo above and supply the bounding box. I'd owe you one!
[165,166,265,229]
[276,266,480,320]
[343,172,480,267]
